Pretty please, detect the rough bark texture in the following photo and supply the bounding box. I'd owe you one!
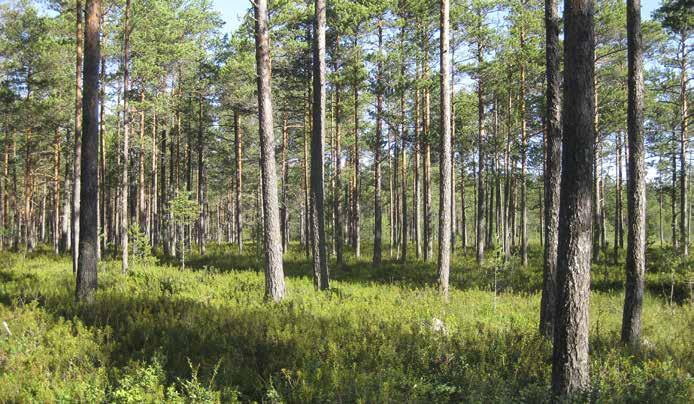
[519,26,528,267]
[679,34,689,256]
[76,0,100,303]
[437,0,452,297]
[622,0,646,347]
[373,23,383,267]
[72,0,83,273]
[310,0,329,290]
[552,0,594,396]
[476,38,486,265]
[120,0,130,274]
[540,0,561,339]
[234,110,243,252]
[253,0,286,302]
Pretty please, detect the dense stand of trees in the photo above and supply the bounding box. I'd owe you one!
[0,0,691,399]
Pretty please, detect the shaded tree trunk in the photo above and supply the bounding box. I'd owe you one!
[76,0,100,302]
[540,0,561,339]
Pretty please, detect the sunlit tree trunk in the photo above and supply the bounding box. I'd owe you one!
[234,109,243,253]
[72,0,83,272]
[437,0,452,297]
[679,33,689,256]
[519,26,528,267]
[622,0,646,347]
[120,0,131,273]
[373,22,383,266]
[310,0,329,290]
[253,0,286,301]
[552,0,594,395]
[476,34,486,264]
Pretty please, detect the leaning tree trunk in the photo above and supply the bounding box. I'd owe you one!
[552,0,594,396]
[437,0,452,298]
[540,0,561,339]
[310,0,329,290]
[253,0,286,301]
[76,0,100,302]
[621,0,646,347]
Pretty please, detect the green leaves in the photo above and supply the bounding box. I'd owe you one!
[169,190,201,226]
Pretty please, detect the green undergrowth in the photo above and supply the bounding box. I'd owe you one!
[0,244,691,402]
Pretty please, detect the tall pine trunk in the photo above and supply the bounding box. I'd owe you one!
[437,0,452,297]
[540,0,561,339]
[551,0,594,395]
[253,0,286,301]
[621,0,646,347]
[373,22,383,266]
[72,0,83,272]
[120,0,131,273]
[310,0,329,290]
[76,0,100,302]
[234,109,243,252]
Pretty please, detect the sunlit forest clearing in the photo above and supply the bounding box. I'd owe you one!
[0,0,692,401]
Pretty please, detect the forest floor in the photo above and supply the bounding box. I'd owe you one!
[0,243,691,402]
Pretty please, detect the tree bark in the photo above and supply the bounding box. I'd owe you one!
[72,0,83,272]
[540,0,561,339]
[310,0,329,290]
[552,0,594,396]
[138,91,146,233]
[438,0,452,297]
[476,34,486,264]
[373,22,383,266]
[519,26,528,267]
[621,0,646,347]
[679,33,689,256]
[234,109,243,252]
[281,113,289,252]
[76,0,100,302]
[253,0,286,301]
[197,95,206,255]
[120,0,130,273]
